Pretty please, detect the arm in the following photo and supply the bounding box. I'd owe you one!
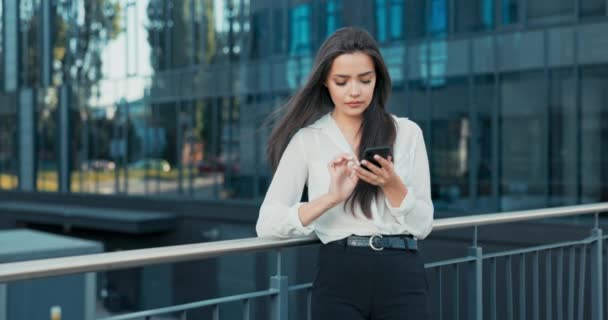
[384,125,434,239]
[256,131,341,238]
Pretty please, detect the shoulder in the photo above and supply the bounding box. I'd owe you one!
[390,114,423,139]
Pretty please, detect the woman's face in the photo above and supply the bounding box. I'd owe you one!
[325,51,376,119]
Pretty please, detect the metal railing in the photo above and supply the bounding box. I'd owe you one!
[0,202,607,320]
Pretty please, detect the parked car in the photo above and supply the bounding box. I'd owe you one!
[196,157,239,174]
[80,159,116,171]
[129,158,171,172]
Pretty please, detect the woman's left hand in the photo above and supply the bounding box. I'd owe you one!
[354,155,400,189]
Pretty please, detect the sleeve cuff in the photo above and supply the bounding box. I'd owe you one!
[288,202,315,235]
[385,186,416,215]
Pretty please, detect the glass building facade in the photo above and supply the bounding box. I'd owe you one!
[1,0,607,215]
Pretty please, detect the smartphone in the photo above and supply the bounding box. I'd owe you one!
[362,146,393,171]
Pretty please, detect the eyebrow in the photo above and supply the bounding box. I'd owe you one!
[333,71,375,78]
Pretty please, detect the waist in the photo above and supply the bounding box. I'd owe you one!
[327,234,417,251]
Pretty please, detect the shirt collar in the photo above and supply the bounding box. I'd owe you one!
[308,112,355,155]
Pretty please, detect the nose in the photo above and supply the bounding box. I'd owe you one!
[349,83,361,98]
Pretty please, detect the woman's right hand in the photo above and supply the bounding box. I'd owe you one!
[327,154,359,204]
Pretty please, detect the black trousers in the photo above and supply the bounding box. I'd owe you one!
[311,241,431,320]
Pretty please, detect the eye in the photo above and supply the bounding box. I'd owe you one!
[335,82,347,86]
[361,80,372,84]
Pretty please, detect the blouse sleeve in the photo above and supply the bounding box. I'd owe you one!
[384,123,434,239]
[256,130,315,238]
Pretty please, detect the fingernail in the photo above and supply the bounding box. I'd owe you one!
[374,155,380,159]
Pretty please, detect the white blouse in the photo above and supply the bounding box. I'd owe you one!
[256,112,434,244]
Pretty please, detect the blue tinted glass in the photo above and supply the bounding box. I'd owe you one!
[482,0,493,28]
[289,4,311,55]
[375,0,387,42]
[389,0,403,39]
[429,0,447,36]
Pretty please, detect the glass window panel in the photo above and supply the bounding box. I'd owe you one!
[548,69,577,206]
[0,93,18,190]
[404,0,426,40]
[500,71,548,210]
[326,0,342,36]
[500,0,519,25]
[474,74,496,208]
[20,0,41,87]
[36,88,58,192]
[581,66,608,203]
[389,0,404,40]
[375,0,388,43]
[456,0,494,33]
[273,8,285,54]
[0,0,3,90]
[581,0,606,18]
[527,0,574,23]
[428,0,448,37]
[289,4,312,56]
[430,77,471,210]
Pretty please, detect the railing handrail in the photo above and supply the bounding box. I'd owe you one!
[0,202,606,283]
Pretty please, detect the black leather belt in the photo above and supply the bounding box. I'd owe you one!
[330,234,418,251]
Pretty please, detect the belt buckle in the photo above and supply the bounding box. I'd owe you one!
[369,234,384,251]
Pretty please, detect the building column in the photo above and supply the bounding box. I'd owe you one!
[58,85,71,193]
[18,88,36,191]
[3,0,19,92]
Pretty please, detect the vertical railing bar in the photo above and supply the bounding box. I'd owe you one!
[520,253,526,320]
[568,246,576,320]
[595,212,599,229]
[213,304,220,320]
[507,255,513,320]
[546,250,553,320]
[180,310,188,320]
[307,288,312,320]
[557,247,564,320]
[590,227,603,320]
[577,245,587,320]
[439,267,443,320]
[277,249,282,276]
[454,264,460,320]
[533,251,539,320]
[491,257,497,320]
[242,299,251,320]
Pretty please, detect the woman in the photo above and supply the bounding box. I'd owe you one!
[256,27,433,319]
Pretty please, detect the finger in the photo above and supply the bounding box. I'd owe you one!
[374,155,394,170]
[360,159,384,176]
[354,165,378,183]
[354,168,378,185]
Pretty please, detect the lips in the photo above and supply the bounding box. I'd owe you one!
[345,101,364,107]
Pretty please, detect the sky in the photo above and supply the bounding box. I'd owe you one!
[96,0,152,107]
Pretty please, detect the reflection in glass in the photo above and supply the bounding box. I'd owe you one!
[36,88,58,192]
[548,69,577,206]
[428,0,448,37]
[500,71,548,210]
[375,0,404,43]
[580,0,606,18]
[326,0,341,37]
[455,0,493,33]
[500,0,519,25]
[430,77,470,209]
[474,74,495,207]
[0,94,17,190]
[527,0,573,23]
[581,66,608,203]
[404,0,426,40]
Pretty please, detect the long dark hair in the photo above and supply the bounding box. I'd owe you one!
[265,27,397,219]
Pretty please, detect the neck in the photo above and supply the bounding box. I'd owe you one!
[331,111,362,134]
